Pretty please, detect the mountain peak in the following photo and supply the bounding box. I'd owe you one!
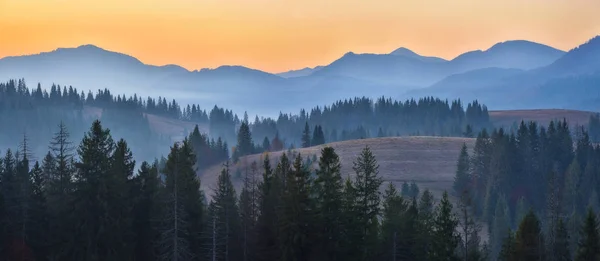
[390,47,419,57]
[487,40,563,53]
[389,47,447,63]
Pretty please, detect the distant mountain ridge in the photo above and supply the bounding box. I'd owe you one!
[389,47,447,63]
[3,36,599,116]
[409,36,600,111]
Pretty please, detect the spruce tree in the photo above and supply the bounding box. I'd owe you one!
[380,182,408,261]
[68,120,118,260]
[430,191,460,261]
[279,154,313,261]
[132,162,162,261]
[256,155,281,261]
[27,161,50,261]
[239,161,259,261]
[491,195,511,260]
[552,218,572,261]
[211,163,242,261]
[313,147,344,261]
[159,140,205,261]
[340,177,360,261]
[453,143,471,196]
[302,122,311,148]
[352,146,383,260]
[498,230,516,261]
[514,210,545,261]
[575,209,600,261]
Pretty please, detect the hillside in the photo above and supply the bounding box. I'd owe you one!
[200,136,475,200]
[82,106,208,142]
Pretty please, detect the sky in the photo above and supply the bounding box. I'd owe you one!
[1,0,599,73]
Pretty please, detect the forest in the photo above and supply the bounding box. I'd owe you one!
[454,119,600,261]
[0,79,491,165]
[2,119,600,261]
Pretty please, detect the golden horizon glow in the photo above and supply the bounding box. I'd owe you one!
[1,0,599,73]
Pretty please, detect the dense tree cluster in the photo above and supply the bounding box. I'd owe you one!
[1,119,495,261]
[2,78,493,170]
[454,118,600,260]
[0,79,174,162]
[252,97,491,148]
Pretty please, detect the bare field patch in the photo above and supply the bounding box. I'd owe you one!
[201,136,475,201]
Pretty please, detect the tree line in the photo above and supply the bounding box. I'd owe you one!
[1,119,490,261]
[1,79,492,157]
[453,118,600,260]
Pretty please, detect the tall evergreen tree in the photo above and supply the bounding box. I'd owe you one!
[256,155,281,261]
[575,209,600,261]
[514,210,545,261]
[132,162,162,261]
[352,146,383,260]
[430,191,460,261]
[498,230,516,261]
[313,147,344,261]
[69,120,121,260]
[302,122,311,148]
[454,144,471,196]
[211,162,242,261]
[239,161,260,261]
[159,140,205,261]
[279,154,313,261]
[552,218,572,261]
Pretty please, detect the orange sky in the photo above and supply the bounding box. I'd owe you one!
[1,0,599,73]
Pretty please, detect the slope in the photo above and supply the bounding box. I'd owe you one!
[200,136,475,200]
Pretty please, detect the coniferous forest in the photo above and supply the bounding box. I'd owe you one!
[454,119,600,261]
[4,78,600,261]
[1,79,490,165]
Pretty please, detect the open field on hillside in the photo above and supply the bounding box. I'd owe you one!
[201,136,476,201]
[489,109,596,128]
[82,106,209,142]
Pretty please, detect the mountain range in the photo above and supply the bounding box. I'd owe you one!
[1,36,599,116]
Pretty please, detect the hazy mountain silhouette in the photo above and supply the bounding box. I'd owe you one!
[2,37,595,115]
[389,47,447,63]
[0,44,188,96]
[277,66,324,78]
[312,41,564,88]
[407,36,600,111]
[448,40,565,71]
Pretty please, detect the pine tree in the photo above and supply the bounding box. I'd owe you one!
[302,122,311,148]
[211,162,242,261]
[430,191,460,261]
[552,218,572,261]
[380,182,407,261]
[132,162,162,261]
[454,144,471,197]
[313,147,344,261]
[159,140,205,261]
[239,161,259,261]
[575,209,600,261]
[498,230,516,261]
[352,146,383,260]
[235,122,254,161]
[491,195,511,260]
[256,155,281,261]
[67,120,118,260]
[279,154,313,261]
[514,210,545,261]
[27,161,50,261]
[340,177,360,261]
[458,192,482,261]
[108,139,136,259]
